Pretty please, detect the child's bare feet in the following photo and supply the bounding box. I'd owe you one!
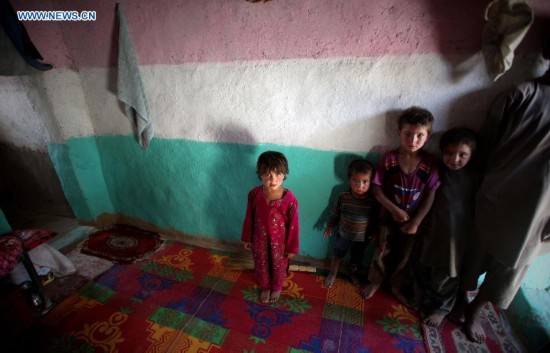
[424,312,446,328]
[269,290,281,303]
[360,283,379,299]
[449,305,465,323]
[449,289,469,324]
[348,265,361,287]
[260,290,270,303]
[324,274,336,288]
[449,296,466,323]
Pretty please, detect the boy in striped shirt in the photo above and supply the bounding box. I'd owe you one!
[323,159,379,288]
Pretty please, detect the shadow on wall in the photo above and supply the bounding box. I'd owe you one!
[439,14,550,150]
[206,124,258,243]
[107,5,119,94]
[423,0,486,82]
[314,152,363,258]
[0,143,74,218]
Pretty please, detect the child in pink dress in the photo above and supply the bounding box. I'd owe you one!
[241,151,300,303]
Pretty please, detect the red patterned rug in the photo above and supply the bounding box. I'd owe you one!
[14,241,427,352]
[80,224,163,264]
[422,303,523,353]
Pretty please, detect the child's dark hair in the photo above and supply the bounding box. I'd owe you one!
[398,106,434,132]
[439,127,477,152]
[348,159,374,178]
[256,151,289,180]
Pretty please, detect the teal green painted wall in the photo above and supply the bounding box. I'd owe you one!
[47,134,550,290]
[48,139,115,220]
[522,252,550,290]
[0,208,11,234]
[49,135,378,259]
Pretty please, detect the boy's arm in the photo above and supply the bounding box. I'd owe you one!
[372,185,409,223]
[401,189,435,235]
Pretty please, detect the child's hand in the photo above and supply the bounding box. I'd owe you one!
[401,222,419,235]
[392,209,409,223]
[323,227,332,237]
[286,253,296,259]
[243,242,251,250]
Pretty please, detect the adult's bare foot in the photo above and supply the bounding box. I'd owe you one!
[465,316,485,343]
[424,312,445,328]
[360,283,379,299]
[464,300,487,343]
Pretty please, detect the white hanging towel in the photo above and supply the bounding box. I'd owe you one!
[116,3,154,149]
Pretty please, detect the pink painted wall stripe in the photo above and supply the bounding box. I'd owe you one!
[14,0,549,69]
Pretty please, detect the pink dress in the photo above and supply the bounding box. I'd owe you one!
[241,186,300,292]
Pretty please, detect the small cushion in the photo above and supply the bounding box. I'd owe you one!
[4,229,56,251]
[0,236,23,277]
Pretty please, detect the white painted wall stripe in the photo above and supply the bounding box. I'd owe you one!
[77,54,528,151]
[2,53,546,152]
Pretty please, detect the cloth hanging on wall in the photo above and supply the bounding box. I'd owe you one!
[0,0,52,75]
[482,0,533,81]
[116,3,154,150]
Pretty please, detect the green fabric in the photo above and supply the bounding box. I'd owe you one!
[0,208,11,235]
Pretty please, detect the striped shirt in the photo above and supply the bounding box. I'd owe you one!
[327,191,378,242]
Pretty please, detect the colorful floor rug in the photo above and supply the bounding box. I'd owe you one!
[18,241,427,353]
[80,224,164,264]
[422,303,523,353]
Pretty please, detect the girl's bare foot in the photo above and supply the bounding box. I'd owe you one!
[424,312,446,328]
[269,290,281,303]
[360,283,379,299]
[260,290,270,303]
[324,274,336,288]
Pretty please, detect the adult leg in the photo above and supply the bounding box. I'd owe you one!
[464,258,529,343]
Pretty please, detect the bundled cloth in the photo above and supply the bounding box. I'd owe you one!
[482,0,533,81]
[0,0,52,75]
